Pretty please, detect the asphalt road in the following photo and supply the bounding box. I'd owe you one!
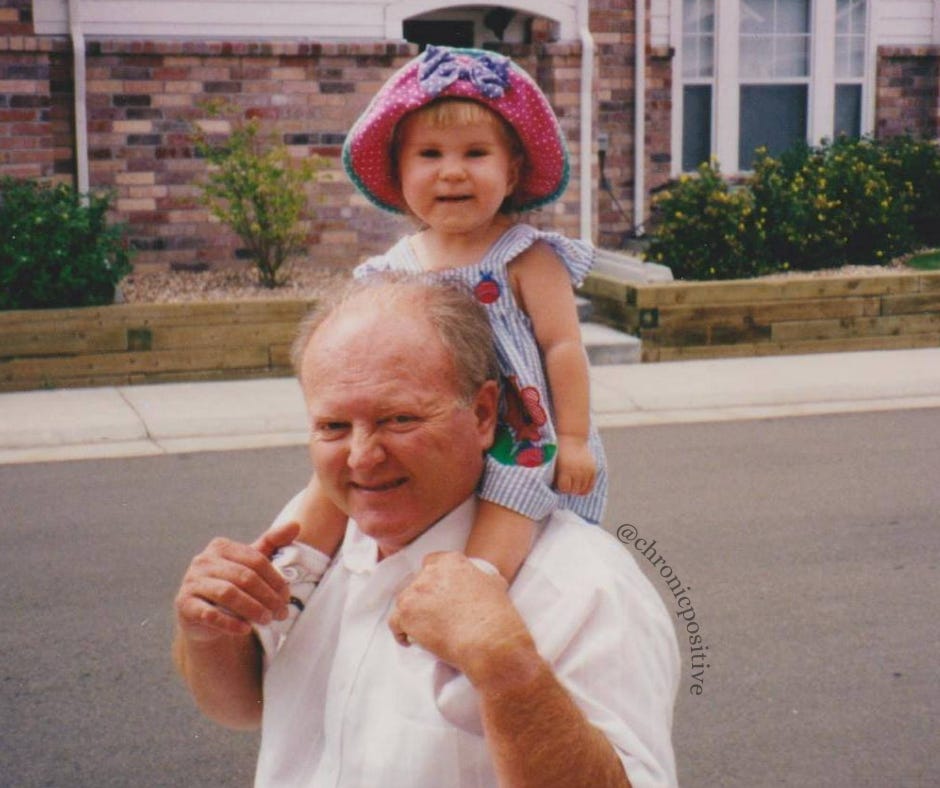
[1,408,937,787]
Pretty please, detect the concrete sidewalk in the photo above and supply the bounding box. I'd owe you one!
[1,347,939,465]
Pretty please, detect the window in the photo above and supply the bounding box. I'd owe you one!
[681,0,716,171]
[738,0,810,168]
[834,0,866,137]
[675,0,870,174]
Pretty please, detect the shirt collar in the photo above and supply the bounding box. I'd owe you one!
[340,496,478,575]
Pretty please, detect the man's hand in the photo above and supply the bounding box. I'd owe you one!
[175,521,300,642]
[388,551,540,691]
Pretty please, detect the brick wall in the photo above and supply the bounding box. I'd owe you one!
[81,39,421,272]
[875,46,940,141]
[0,1,73,181]
[1,16,609,273]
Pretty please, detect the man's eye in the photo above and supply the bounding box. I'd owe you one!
[382,414,418,428]
[315,422,348,437]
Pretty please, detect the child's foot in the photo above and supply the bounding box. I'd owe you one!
[254,542,331,657]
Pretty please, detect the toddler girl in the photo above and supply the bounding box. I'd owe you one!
[257,46,607,654]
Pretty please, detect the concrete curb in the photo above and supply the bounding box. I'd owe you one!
[2,347,939,465]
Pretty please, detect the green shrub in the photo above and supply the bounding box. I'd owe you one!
[191,104,325,288]
[879,135,940,247]
[0,177,132,310]
[646,160,763,281]
[647,136,925,280]
[750,138,913,270]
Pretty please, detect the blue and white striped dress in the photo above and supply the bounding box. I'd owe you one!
[354,223,608,524]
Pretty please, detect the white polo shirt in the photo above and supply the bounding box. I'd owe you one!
[255,497,679,787]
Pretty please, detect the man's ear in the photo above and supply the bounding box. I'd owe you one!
[472,379,500,450]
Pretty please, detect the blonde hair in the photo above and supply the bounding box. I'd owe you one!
[391,98,525,214]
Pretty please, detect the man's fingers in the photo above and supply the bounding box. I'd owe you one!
[387,605,412,647]
[177,594,253,638]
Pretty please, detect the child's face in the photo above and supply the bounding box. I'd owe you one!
[395,109,521,237]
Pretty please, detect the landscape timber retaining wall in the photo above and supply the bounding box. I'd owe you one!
[0,299,317,392]
[580,270,940,362]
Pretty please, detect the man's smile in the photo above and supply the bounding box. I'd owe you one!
[350,478,408,493]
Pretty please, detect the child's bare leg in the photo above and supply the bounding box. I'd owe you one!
[464,500,536,584]
[293,473,347,557]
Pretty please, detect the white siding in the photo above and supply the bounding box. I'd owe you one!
[33,0,579,41]
[34,0,387,38]
[873,0,939,46]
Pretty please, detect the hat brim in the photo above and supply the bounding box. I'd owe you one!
[343,49,570,214]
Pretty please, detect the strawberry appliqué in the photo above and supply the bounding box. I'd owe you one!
[489,375,556,467]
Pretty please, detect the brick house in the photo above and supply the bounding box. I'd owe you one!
[1,0,937,272]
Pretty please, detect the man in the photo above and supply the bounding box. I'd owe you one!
[174,277,679,787]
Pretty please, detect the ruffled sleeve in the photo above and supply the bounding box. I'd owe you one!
[539,232,595,287]
[489,224,595,287]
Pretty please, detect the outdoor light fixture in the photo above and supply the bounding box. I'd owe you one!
[597,131,610,188]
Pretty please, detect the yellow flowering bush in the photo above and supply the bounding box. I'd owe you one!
[647,160,764,280]
[647,135,936,280]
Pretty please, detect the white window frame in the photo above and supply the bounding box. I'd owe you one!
[671,0,876,176]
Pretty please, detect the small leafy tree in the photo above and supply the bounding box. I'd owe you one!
[0,177,132,310]
[191,103,325,288]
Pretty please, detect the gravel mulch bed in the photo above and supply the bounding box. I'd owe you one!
[118,265,352,304]
[118,254,929,304]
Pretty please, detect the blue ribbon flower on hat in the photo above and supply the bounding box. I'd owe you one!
[418,46,511,99]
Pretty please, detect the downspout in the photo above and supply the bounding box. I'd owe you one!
[578,0,595,242]
[68,0,89,196]
[633,0,646,235]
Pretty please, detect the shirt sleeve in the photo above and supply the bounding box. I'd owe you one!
[516,515,681,787]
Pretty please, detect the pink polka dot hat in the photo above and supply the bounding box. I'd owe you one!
[342,46,570,214]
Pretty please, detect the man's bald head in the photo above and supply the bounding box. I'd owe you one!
[292,275,499,405]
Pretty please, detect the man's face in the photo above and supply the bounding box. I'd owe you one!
[300,305,497,557]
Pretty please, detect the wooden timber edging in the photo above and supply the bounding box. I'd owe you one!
[0,299,319,392]
[579,269,940,362]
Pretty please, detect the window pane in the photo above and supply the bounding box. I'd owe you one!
[836,0,850,34]
[775,35,809,77]
[834,84,862,138]
[701,4,715,33]
[741,0,775,34]
[849,36,865,77]
[683,85,712,171]
[684,0,716,33]
[740,35,774,78]
[851,0,867,32]
[739,84,807,168]
[777,0,810,34]
[682,36,700,78]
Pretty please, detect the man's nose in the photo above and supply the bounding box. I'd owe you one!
[347,428,385,470]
